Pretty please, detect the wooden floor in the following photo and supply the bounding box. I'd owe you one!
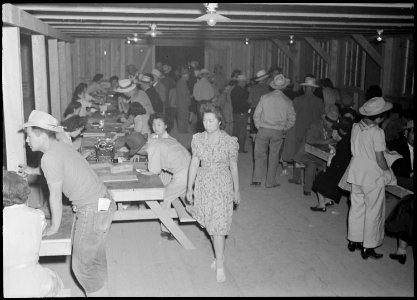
[39,127,414,297]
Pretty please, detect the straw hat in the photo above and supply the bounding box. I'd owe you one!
[23,110,64,132]
[359,97,393,116]
[151,68,164,79]
[115,79,137,93]
[139,74,153,84]
[199,68,210,75]
[322,109,339,123]
[254,69,269,81]
[269,74,290,90]
[125,132,147,156]
[162,64,172,74]
[300,76,319,87]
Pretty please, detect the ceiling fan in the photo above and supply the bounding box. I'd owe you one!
[145,23,162,37]
[194,3,231,26]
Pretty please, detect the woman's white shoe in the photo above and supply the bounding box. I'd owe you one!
[216,268,226,283]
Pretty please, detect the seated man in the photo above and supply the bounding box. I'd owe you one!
[389,120,414,191]
[290,109,339,196]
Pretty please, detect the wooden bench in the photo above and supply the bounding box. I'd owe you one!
[172,197,195,223]
[385,185,413,198]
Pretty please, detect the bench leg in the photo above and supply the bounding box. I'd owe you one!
[146,201,195,250]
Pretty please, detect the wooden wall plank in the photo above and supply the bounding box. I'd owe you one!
[352,34,382,67]
[48,39,61,120]
[2,27,26,170]
[382,37,394,95]
[72,39,81,86]
[120,40,126,79]
[65,42,73,101]
[305,37,331,63]
[271,39,296,61]
[58,41,67,120]
[79,38,86,83]
[31,35,49,113]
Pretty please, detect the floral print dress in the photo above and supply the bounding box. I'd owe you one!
[186,130,239,235]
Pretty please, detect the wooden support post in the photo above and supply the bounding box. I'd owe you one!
[351,34,382,68]
[65,42,73,104]
[48,39,61,121]
[271,39,296,61]
[382,37,394,95]
[58,41,68,121]
[304,37,331,63]
[329,40,339,86]
[31,35,49,113]
[2,27,26,171]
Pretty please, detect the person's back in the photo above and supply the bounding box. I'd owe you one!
[293,92,324,137]
[131,89,154,115]
[145,85,164,113]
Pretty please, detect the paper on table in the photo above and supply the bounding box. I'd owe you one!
[98,198,111,211]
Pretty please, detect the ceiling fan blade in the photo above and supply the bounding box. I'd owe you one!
[194,13,231,22]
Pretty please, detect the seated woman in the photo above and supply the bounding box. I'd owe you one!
[121,102,151,138]
[63,101,82,121]
[72,83,99,117]
[131,113,191,240]
[86,73,107,96]
[3,170,64,297]
[310,116,353,212]
[60,115,88,150]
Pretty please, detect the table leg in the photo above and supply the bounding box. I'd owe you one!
[146,201,196,250]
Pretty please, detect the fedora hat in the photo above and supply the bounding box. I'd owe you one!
[236,74,247,82]
[162,64,172,74]
[125,132,147,156]
[269,74,290,90]
[359,97,393,116]
[151,68,164,79]
[23,110,64,132]
[115,79,137,93]
[322,109,339,123]
[139,74,153,84]
[300,76,319,87]
[255,69,269,81]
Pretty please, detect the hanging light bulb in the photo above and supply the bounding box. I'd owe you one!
[207,17,216,26]
[245,38,249,45]
[150,31,157,38]
[376,29,383,42]
[289,35,295,45]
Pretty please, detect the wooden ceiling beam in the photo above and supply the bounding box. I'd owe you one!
[251,3,413,8]
[304,37,331,63]
[2,4,74,42]
[351,34,382,67]
[271,39,296,61]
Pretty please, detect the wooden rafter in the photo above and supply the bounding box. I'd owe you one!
[304,37,331,63]
[351,34,382,67]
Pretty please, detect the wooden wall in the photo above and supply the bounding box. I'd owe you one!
[71,38,155,88]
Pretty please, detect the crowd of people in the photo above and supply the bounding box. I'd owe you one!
[3,59,414,297]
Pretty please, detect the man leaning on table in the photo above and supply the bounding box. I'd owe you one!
[18,110,116,297]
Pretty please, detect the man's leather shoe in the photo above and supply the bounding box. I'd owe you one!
[389,253,406,264]
[251,182,261,187]
[347,241,363,252]
[288,179,301,185]
[266,183,280,188]
[361,248,383,260]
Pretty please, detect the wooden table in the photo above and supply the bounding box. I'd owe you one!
[304,143,414,198]
[93,162,196,250]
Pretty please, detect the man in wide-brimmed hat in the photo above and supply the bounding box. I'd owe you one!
[193,68,215,132]
[286,75,325,183]
[151,68,167,104]
[230,74,250,153]
[139,73,164,113]
[248,69,271,137]
[18,110,115,297]
[116,78,154,117]
[251,74,296,188]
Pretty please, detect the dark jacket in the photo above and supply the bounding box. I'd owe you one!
[390,135,413,178]
[145,86,164,113]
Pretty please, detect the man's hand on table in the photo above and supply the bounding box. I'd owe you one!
[43,225,60,237]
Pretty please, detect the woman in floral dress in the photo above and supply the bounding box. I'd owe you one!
[186,103,240,283]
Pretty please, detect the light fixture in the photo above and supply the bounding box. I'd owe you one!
[194,3,231,26]
[244,38,249,45]
[126,33,141,44]
[288,35,295,45]
[145,23,162,37]
[376,29,383,42]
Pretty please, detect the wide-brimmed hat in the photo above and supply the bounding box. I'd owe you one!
[359,97,393,116]
[125,132,147,156]
[180,68,190,76]
[199,68,210,75]
[162,64,172,74]
[269,74,290,90]
[236,74,247,82]
[255,69,269,81]
[23,110,64,132]
[151,68,164,79]
[139,74,153,84]
[322,108,339,123]
[115,79,137,93]
[300,76,319,87]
